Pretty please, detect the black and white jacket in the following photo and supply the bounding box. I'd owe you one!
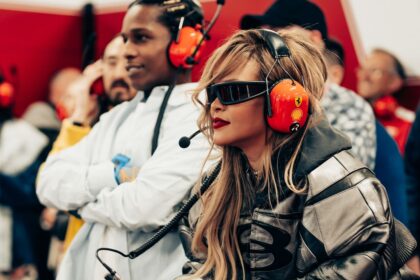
[178,118,417,279]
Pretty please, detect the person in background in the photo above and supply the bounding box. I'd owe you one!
[22,68,81,135]
[40,35,138,274]
[178,28,416,280]
[0,69,74,280]
[324,38,345,85]
[324,38,409,228]
[37,0,212,279]
[0,71,41,279]
[62,34,138,248]
[405,108,420,275]
[357,48,415,154]
[240,0,377,171]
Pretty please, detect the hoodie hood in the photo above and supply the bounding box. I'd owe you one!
[272,115,352,194]
[295,117,352,179]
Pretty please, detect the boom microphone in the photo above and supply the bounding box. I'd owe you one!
[185,0,224,66]
[178,129,203,148]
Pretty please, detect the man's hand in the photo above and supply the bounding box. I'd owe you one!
[40,207,58,230]
[112,154,141,184]
[67,60,104,126]
[118,165,141,183]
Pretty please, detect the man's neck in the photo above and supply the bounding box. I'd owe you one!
[176,71,192,85]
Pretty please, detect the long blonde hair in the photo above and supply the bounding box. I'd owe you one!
[190,29,327,280]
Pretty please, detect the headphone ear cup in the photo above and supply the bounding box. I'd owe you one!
[55,103,69,121]
[373,95,398,118]
[0,82,15,108]
[168,26,204,69]
[266,79,309,133]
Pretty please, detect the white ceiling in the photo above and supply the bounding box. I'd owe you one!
[0,0,133,14]
[0,0,215,14]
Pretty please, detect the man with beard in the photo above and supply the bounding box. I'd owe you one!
[37,0,211,279]
[65,35,137,127]
[39,35,138,268]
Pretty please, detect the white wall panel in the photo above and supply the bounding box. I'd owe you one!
[346,0,420,77]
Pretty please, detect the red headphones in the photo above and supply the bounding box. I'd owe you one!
[163,0,206,69]
[168,24,205,69]
[0,81,15,108]
[372,95,398,118]
[267,79,309,133]
[55,103,70,121]
[259,29,310,133]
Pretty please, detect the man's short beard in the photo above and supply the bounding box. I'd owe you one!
[107,91,127,107]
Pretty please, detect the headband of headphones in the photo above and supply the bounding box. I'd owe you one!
[162,0,203,27]
[163,0,205,68]
[258,29,290,59]
[129,0,204,35]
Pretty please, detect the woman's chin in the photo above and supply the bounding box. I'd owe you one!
[213,138,231,147]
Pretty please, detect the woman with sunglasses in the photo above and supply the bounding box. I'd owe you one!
[177,29,416,280]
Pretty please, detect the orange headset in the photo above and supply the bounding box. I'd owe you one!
[258,29,310,133]
[0,78,14,108]
[165,0,205,69]
[372,95,398,118]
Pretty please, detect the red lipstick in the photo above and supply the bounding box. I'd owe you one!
[212,117,230,129]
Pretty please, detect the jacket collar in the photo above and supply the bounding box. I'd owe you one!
[294,116,352,179]
[272,114,352,192]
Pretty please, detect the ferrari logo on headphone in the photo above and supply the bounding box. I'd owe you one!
[295,96,302,107]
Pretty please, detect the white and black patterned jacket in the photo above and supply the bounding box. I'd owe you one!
[322,83,376,170]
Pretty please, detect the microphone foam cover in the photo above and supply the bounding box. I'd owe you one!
[179,136,191,148]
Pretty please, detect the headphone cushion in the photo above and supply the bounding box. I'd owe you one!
[168,26,204,68]
[373,95,398,118]
[0,82,14,108]
[267,79,309,133]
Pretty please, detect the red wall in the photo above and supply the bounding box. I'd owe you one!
[1,0,418,116]
[0,9,82,116]
[94,0,274,81]
[0,1,275,116]
[94,11,125,59]
[94,1,363,91]
[312,0,358,91]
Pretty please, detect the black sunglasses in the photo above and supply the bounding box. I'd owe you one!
[206,81,275,106]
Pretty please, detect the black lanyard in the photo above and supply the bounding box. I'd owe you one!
[150,83,175,155]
